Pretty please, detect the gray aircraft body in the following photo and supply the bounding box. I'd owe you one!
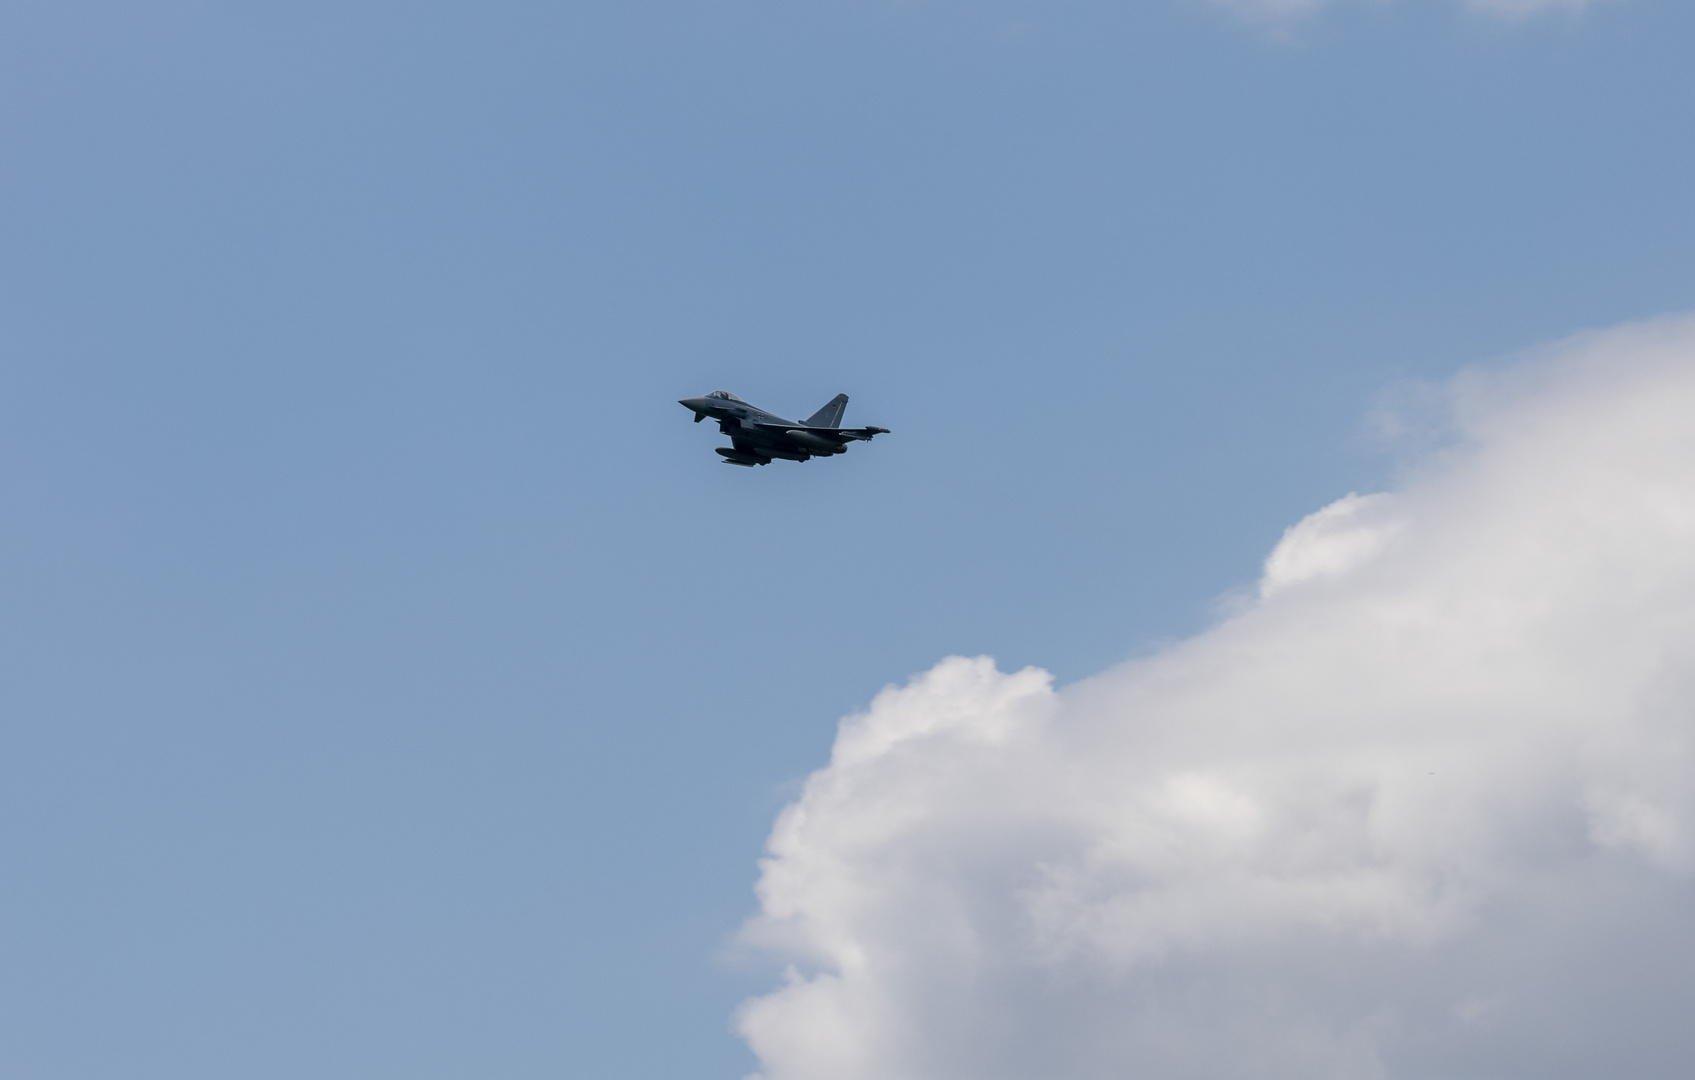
[678,391,890,466]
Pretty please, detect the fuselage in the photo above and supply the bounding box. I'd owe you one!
[678,394,794,429]
[678,390,887,466]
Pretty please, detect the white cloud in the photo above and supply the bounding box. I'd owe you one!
[736,315,1695,1079]
[1260,491,1403,598]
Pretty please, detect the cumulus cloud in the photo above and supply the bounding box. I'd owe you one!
[736,316,1695,1079]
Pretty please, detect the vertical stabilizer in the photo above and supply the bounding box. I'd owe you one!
[804,393,848,428]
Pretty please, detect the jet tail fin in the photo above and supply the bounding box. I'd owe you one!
[804,393,848,428]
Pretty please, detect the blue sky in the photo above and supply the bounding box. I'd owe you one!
[2,2,1693,1077]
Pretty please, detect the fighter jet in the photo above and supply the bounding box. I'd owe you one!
[678,391,890,466]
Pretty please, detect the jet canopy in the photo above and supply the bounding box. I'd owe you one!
[705,390,745,402]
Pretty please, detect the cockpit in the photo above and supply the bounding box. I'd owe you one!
[705,391,745,403]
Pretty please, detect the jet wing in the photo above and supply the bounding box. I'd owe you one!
[754,423,891,441]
